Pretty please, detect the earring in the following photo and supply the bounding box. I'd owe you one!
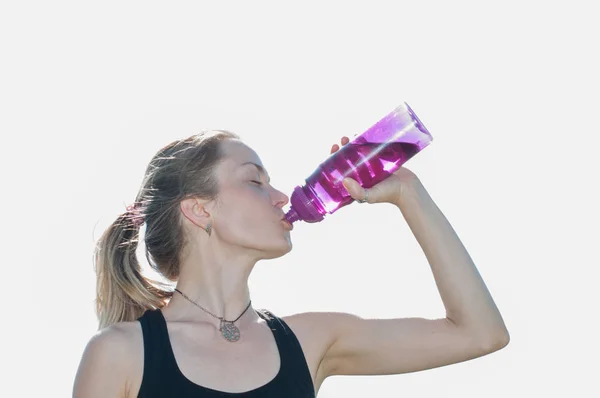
[205,223,212,237]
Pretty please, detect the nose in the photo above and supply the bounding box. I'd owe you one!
[272,187,290,209]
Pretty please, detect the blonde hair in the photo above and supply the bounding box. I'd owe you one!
[93,129,239,330]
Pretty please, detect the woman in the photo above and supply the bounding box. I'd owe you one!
[73,130,509,397]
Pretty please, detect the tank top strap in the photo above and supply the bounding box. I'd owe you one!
[136,308,180,397]
[257,309,315,396]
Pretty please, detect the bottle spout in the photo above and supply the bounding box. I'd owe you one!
[284,207,300,224]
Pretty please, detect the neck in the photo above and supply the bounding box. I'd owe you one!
[164,240,260,330]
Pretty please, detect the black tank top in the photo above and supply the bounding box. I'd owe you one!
[136,308,316,397]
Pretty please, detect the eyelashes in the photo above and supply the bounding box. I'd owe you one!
[250,180,263,186]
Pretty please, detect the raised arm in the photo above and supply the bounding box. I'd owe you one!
[315,138,509,377]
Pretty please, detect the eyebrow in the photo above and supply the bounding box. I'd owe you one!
[241,162,271,183]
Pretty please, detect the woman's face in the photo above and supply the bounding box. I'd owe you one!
[210,139,292,259]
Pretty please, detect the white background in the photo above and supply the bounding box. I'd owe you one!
[1,1,599,396]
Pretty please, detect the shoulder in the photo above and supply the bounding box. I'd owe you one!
[90,320,144,363]
[73,320,144,397]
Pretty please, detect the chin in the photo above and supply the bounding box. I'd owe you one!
[260,238,293,260]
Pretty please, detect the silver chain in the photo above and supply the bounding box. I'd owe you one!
[173,288,252,323]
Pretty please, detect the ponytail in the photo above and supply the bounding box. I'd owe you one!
[93,210,171,330]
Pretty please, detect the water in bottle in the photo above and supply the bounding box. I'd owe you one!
[283,102,433,225]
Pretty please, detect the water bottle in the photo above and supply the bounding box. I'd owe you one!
[283,102,433,225]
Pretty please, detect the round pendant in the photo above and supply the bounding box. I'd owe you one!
[221,322,241,342]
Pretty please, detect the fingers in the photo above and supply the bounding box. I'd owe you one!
[330,136,350,154]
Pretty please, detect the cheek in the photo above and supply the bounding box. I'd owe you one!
[216,190,273,236]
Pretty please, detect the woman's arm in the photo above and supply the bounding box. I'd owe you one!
[397,179,509,335]
[316,177,509,377]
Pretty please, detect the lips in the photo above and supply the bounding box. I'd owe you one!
[280,218,294,231]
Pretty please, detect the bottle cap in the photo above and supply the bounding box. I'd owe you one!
[284,185,325,224]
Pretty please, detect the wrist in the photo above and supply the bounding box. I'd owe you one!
[394,178,427,209]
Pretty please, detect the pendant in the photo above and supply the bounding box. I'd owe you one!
[220,320,241,342]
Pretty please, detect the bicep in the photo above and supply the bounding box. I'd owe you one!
[321,313,505,377]
[72,326,134,398]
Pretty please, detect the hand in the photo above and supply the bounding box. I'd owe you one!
[330,136,422,206]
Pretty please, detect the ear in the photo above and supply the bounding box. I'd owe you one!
[179,197,213,229]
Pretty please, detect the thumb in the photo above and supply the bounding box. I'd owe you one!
[342,177,365,200]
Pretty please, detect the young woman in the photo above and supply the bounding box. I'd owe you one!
[73,130,509,397]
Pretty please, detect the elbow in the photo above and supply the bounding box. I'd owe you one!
[481,329,510,353]
[498,329,510,348]
[450,316,510,354]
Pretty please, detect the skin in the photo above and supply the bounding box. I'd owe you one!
[73,137,509,397]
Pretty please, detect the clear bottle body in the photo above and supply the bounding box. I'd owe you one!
[285,102,433,224]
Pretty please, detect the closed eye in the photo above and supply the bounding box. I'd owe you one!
[250,180,263,185]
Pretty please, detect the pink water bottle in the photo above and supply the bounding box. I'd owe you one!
[284,102,433,225]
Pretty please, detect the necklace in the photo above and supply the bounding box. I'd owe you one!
[173,288,252,342]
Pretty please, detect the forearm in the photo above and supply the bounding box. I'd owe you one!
[395,181,509,342]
